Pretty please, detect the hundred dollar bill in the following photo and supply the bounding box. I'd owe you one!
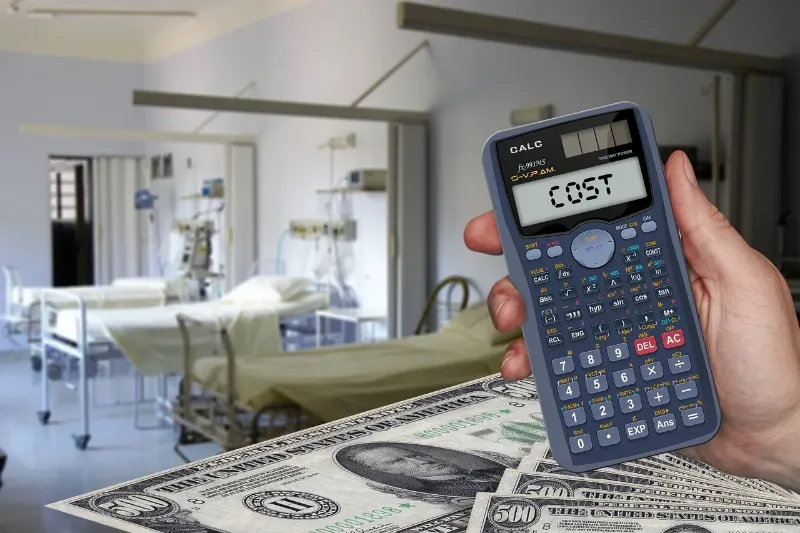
[49,375,542,533]
[497,468,800,516]
[466,495,800,533]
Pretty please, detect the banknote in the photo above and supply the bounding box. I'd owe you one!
[466,495,800,533]
[498,466,800,510]
[518,452,792,504]
[640,454,798,499]
[48,375,543,533]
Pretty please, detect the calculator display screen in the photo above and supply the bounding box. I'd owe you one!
[512,157,648,227]
[495,109,654,237]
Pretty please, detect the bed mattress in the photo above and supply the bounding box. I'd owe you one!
[192,328,509,422]
[52,292,329,375]
[13,286,167,312]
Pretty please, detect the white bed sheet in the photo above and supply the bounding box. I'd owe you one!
[12,286,167,313]
[52,292,329,375]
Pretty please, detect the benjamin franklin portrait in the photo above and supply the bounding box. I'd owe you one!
[334,442,507,497]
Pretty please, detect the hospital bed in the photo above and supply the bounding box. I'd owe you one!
[1,265,190,369]
[37,276,330,450]
[171,300,520,456]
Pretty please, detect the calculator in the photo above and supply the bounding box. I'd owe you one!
[481,102,721,472]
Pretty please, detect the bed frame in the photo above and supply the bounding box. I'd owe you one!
[170,313,321,462]
[2,265,45,364]
[37,289,176,450]
[169,277,473,461]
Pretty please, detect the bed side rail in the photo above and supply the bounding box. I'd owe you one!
[40,289,88,351]
[3,265,23,318]
[175,313,240,437]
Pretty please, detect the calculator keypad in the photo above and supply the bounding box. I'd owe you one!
[524,216,710,461]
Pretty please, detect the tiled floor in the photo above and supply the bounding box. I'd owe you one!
[0,350,220,533]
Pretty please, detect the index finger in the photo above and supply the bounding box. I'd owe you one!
[464,211,503,255]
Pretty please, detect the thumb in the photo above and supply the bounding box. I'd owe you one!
[663,151,750,279]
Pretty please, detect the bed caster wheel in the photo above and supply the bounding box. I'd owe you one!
[37,410,51,425]
[73,434,90,450]
[46,362,63,382]
[30,355,43,372]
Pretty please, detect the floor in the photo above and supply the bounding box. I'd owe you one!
[0,349,220,533]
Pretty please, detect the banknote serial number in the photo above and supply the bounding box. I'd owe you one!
[413,412,501,439]
[307,506,408,533]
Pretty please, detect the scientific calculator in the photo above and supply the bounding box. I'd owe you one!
[481,102,720,472]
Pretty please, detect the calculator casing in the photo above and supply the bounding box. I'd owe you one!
[481,101,721,472]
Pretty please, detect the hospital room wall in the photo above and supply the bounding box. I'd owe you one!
[0,51,145,348]
[142,0,792,299]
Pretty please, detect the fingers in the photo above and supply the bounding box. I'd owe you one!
[501,338,532,381]
[488,277,526,331]
[664,151,751,279]
[465,211,503,255]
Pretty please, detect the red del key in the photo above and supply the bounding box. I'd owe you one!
[634,336,658,356]
[661,329,685,349]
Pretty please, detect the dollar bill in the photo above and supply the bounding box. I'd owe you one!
[640,454,798,499]
[466,494,800,533]
[518,452,793,504]
[48,375,543,533]
[496,468,800,514]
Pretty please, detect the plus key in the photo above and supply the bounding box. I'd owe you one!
[634,336,658,356]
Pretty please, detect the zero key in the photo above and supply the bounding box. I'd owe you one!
[634,336,658,356]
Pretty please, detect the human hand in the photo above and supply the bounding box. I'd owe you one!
[464,151,800,491]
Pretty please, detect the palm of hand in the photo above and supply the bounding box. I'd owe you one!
[683,250,800,478]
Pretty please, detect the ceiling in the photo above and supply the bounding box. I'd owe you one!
[0,0,311,62]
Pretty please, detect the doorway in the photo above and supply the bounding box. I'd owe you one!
[49,156,94,287]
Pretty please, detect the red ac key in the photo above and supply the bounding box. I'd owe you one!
[634,336,658,356]
[661,329,685,349]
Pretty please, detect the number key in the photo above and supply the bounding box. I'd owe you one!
[619,393,643,413]
[585,374,608,394]
[613,368,636,387]
[563,407,586,427]
[579,349,602,369]
[557,381,580,401]
[607,342,630,362]
[569,434,592,454]
[591,400,614,420]
[552,356,574,375]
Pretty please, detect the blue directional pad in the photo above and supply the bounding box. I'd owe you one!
[571,229,615,269]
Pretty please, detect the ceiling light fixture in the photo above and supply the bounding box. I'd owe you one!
[27,8,197,18]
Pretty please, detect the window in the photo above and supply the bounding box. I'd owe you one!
[49,166,86,222]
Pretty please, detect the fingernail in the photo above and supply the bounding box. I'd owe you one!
[683,154,698,188]
[501,350,516,369]
[490,294,510,317]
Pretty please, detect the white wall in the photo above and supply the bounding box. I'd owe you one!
[142,0,797,301]
[0,52,144,347]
